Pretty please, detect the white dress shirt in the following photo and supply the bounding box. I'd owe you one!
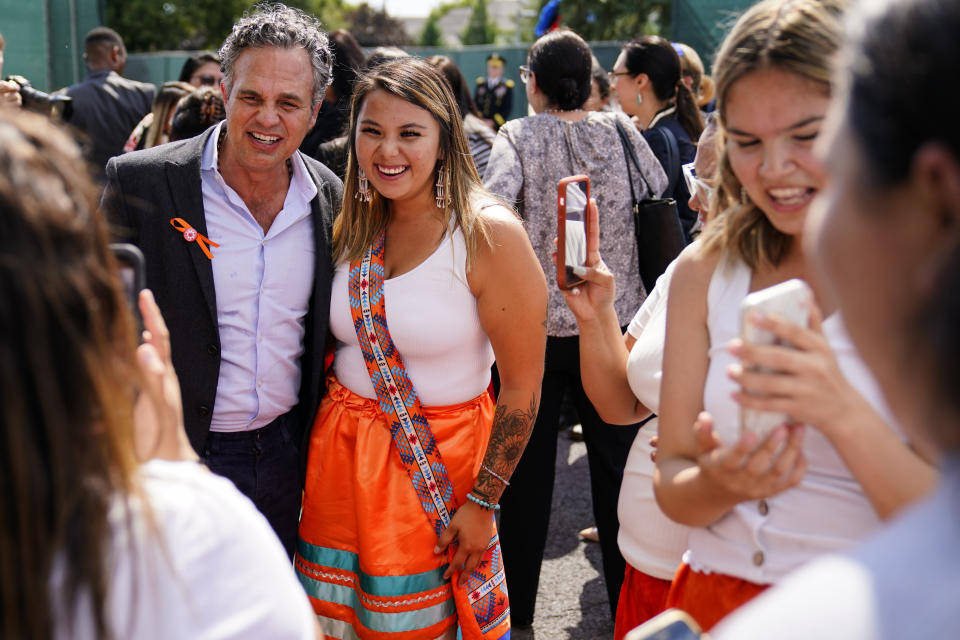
[200,122,317,432]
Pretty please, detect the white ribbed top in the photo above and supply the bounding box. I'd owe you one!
[687,256,897,584]
[620,259,691,580]
[330,226,495,407]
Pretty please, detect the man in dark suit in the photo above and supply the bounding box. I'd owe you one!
[64,27,155,172]
[475,53,514,131]
[101,4,341,556]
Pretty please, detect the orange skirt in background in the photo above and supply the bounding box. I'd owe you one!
[295,377,498,640]
[664,563,769,631]
[613,563,673,640]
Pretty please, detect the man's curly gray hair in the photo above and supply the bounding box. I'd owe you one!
[219,3,332,110]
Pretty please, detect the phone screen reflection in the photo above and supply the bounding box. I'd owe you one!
[564,180,588,281]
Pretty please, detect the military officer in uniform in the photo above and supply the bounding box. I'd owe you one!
[475,53,514,131]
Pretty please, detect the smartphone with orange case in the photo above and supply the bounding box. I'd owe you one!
[556,174,592,290]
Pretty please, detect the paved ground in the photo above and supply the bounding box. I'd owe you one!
[509,430,616,640]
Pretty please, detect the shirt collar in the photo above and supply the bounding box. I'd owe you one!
[648,105,677,130]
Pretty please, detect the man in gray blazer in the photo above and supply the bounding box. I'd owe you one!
[102,5,341,556]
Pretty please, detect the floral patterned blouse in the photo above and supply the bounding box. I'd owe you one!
[483,111,668,336]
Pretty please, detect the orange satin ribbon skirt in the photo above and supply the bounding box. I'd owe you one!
[296,377,496,640]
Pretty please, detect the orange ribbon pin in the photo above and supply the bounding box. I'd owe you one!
[170,218,220,260]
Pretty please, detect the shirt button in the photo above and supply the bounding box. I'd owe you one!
[257,380,263,388]
[752,550,765,566]
[197,405,210,417]
[207,343,219,355]
[758,500,769,516]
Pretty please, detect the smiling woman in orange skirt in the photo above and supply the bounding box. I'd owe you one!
[295,58,547,640]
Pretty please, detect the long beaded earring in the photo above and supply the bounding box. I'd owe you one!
[435,162,450,209]
[356,167,371,203]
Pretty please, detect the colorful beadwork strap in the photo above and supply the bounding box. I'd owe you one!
[349,231,456,534]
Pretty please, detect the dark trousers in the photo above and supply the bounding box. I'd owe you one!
[201,412,302,557]
[499,334,640,625]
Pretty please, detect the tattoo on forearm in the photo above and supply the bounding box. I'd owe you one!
[474,395,538,502]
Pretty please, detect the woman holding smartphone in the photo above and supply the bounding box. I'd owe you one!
[483,28,667,628]
[653,0,936,630]
[714,0,960,634]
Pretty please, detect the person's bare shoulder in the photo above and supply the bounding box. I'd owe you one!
[670,237,723,297]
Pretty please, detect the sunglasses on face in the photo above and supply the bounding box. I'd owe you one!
[682,162,714,202]
[518,65,531,84]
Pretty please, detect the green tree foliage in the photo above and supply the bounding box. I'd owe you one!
[106,0,346,52]
[462,0,497,45]
[346,3,411,47]
[528,0,670,42]
[419,13,444,47]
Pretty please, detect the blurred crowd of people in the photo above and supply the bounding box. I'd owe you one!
[1,0,958,639]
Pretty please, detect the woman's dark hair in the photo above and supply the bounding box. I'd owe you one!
[177,51,220,83]
[527,29,592,111]
[426,55,481,119]
[169,86,225,142]
[844,0,960,442]
[846,0,958,186]
[328,29,365,102]
[0,109,139,639]
[364,46,409,71]
[621,36,703,141]
[590,56,611,101]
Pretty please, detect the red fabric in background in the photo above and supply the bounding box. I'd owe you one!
[614,563,673,640]
[664,563,769,631]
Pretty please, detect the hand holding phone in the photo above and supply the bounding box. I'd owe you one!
[739,279,812,438]
[556,175,592,290]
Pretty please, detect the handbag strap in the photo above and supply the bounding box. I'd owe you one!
[349,231,457,536]
[614,119,656,205]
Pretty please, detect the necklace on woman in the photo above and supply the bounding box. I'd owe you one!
[542,108,585,115]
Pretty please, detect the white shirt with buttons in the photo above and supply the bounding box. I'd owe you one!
[199,121,317,432]
[687,256,902,584]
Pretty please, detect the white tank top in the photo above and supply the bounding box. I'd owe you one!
[330,226,495,407]
[686,256,899,584]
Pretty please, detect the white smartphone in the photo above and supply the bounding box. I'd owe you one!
[739,278,813,438]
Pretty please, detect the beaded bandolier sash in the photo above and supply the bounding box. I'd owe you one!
[349,230,510,639]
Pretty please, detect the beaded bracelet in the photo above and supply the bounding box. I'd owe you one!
[481,464,510,486]
[466,492,500,511]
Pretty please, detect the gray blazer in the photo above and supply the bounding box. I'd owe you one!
[101,127,343,454]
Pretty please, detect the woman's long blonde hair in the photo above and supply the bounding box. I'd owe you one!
[699,0,845,269]
[334,57,498,265]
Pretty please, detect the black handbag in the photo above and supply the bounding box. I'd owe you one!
[614,120,687,294]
